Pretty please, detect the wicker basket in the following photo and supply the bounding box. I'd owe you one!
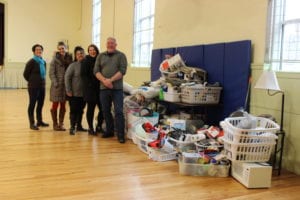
[163,92,181,102]
[181,86,222,104]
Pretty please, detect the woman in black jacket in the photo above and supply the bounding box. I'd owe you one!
[23,44,49,130]
[81,44,104,135]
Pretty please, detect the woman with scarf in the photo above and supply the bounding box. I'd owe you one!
[49,41,73,131]
[23,44,49,130]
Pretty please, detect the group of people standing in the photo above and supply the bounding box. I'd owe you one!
[23,37,127,143]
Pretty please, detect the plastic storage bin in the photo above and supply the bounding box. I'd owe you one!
[178,156,230,177]
[132,132,153,154]
[148,147,178,162]
[127,111,159,139]
[181,86,222,104]
[167,137,196,152]
[134,123,159,141]
[194,139,223,153]
[125,106,141,139]
[163,92,181,102]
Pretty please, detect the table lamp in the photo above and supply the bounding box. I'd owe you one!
[254,70,284,131]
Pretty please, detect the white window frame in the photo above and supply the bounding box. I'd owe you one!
[266,0,300,72]
[92,0,101,49]
[132,0,155,67]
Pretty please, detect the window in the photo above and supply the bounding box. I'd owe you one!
[92,0,101,48]
[267,0,300,72]
[132,0,155,67]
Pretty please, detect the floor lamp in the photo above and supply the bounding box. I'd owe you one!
[254,70,284,131]
[254,70,285,175]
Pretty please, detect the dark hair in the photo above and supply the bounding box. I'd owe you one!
[87,44,99,55]
[32,44,43,52]
[57,41,66,48]
[73,46,84,61]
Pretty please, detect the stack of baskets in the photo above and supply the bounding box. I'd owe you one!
[220,117,279,162]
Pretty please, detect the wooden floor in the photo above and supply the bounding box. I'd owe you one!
[0,89,300,200]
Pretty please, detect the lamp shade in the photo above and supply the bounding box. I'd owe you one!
[254,71,281,91]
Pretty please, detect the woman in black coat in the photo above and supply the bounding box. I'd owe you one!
[81,44,104,135]
[23,44,49,130]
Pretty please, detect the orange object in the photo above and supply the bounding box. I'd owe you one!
[162,61,169,70]
[218,129,224,137]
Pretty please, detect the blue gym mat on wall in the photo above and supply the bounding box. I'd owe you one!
[150,40,251,123]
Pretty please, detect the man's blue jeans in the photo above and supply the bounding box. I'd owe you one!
[100,89,124,138]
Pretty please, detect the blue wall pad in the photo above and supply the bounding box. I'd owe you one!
[223,40,251,118]
[203,43,225,84]
[176,45,204,68]
[151,49,162,81]
[151,40,251,123]
[203,43,225,124]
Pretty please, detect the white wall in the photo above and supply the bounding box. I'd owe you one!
[6,0,83,62]
[154,0,268,64]
[1,0,92,88]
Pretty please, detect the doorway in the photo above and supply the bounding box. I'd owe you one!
[0,3,4,65]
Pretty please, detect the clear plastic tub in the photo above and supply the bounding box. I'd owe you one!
[178,156,230,177]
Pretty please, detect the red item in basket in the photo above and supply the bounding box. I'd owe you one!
[142,122,156,133]
[148,129,166,149]
[206,126,222,139]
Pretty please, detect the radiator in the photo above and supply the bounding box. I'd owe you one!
[0,65,27,89]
